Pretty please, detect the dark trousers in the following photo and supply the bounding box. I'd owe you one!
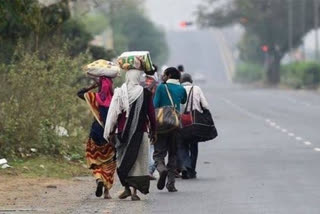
[153,131,178,186]
[178,140,199,175]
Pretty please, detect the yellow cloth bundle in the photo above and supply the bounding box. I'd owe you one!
[83,60,120,78]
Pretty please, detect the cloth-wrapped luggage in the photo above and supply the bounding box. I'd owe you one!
[83,59,120,78]
[117,51,153,73]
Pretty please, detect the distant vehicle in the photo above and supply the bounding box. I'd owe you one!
[192,72,206,84]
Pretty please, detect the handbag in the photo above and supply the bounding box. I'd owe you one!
[181,86,194,127]
[155,84,180,134]
[180,86,218,142]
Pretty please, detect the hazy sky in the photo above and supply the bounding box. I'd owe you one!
[145,0,203,30]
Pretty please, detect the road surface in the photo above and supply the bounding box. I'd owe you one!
[3,30,315,214]
[67,29,320,214]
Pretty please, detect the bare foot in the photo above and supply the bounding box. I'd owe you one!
[104,189,112,199]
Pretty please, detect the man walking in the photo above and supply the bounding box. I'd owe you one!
[153,67,187,192]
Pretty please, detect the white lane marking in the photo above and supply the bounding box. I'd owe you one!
[270,122,276,127]
[285,97,314,108]
[221,98,263,120]
[304,141,312,146]
[288,133,295,137]
[222,100,316,152]
[267,121,312,149]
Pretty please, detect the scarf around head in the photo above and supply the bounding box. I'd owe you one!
[104,69,143,141]
[125,69,144,105]
[96,77,113,107]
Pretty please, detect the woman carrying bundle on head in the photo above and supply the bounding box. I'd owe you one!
[104,53,156,201]
[77,60,119,199]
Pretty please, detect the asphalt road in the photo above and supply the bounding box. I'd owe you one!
[71,30,320,214]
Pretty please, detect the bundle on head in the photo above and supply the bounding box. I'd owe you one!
[117,51,154,74]
[83,59,120,78]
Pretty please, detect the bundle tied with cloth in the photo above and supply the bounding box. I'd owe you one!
[119,52,180,134]
[103,51,155,141]
[83,59,121,78]
[117,51,155,75]
[81,59,121,127]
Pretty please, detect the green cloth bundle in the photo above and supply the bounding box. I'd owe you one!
[117,51,153,72]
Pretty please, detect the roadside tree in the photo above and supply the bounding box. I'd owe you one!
[198,0,318,84]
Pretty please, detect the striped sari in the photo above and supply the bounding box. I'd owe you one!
[84,92,116,190]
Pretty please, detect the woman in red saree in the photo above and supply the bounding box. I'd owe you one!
[77,77,116,199]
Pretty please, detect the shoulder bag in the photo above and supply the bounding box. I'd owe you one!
[180,86,218,142]
[155,84,180,134]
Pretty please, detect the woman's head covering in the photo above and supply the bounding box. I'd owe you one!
[96,77,113,107]
[125,69,144,104]
[104,69,143,141]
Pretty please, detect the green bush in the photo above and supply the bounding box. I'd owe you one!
[233,62,264,83]
[281,62,320,89]
[0,0,71,63]
[0,48,93,159]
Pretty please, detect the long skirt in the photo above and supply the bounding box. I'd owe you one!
[117,133,150,194]
[86,138,116,190]
[84,92,117,190]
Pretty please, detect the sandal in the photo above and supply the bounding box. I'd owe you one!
[95,180,104,197]
[131,194,141,201]
[118,187,131,199]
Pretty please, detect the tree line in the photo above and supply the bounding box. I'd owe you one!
[0,0,168,159]
[197,0,320,85]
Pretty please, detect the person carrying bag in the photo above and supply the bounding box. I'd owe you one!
[155,84,180,133]
[180,86,218,142]
[153,67,187,192]
[178,73,217,179]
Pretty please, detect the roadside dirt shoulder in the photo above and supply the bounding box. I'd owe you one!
[0,175,95,214]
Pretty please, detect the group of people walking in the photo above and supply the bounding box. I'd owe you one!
[78,61,210,201]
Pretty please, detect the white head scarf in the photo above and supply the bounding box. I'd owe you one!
[143,73,159,82]
[125,69,143,104]
[104,69,143,141]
